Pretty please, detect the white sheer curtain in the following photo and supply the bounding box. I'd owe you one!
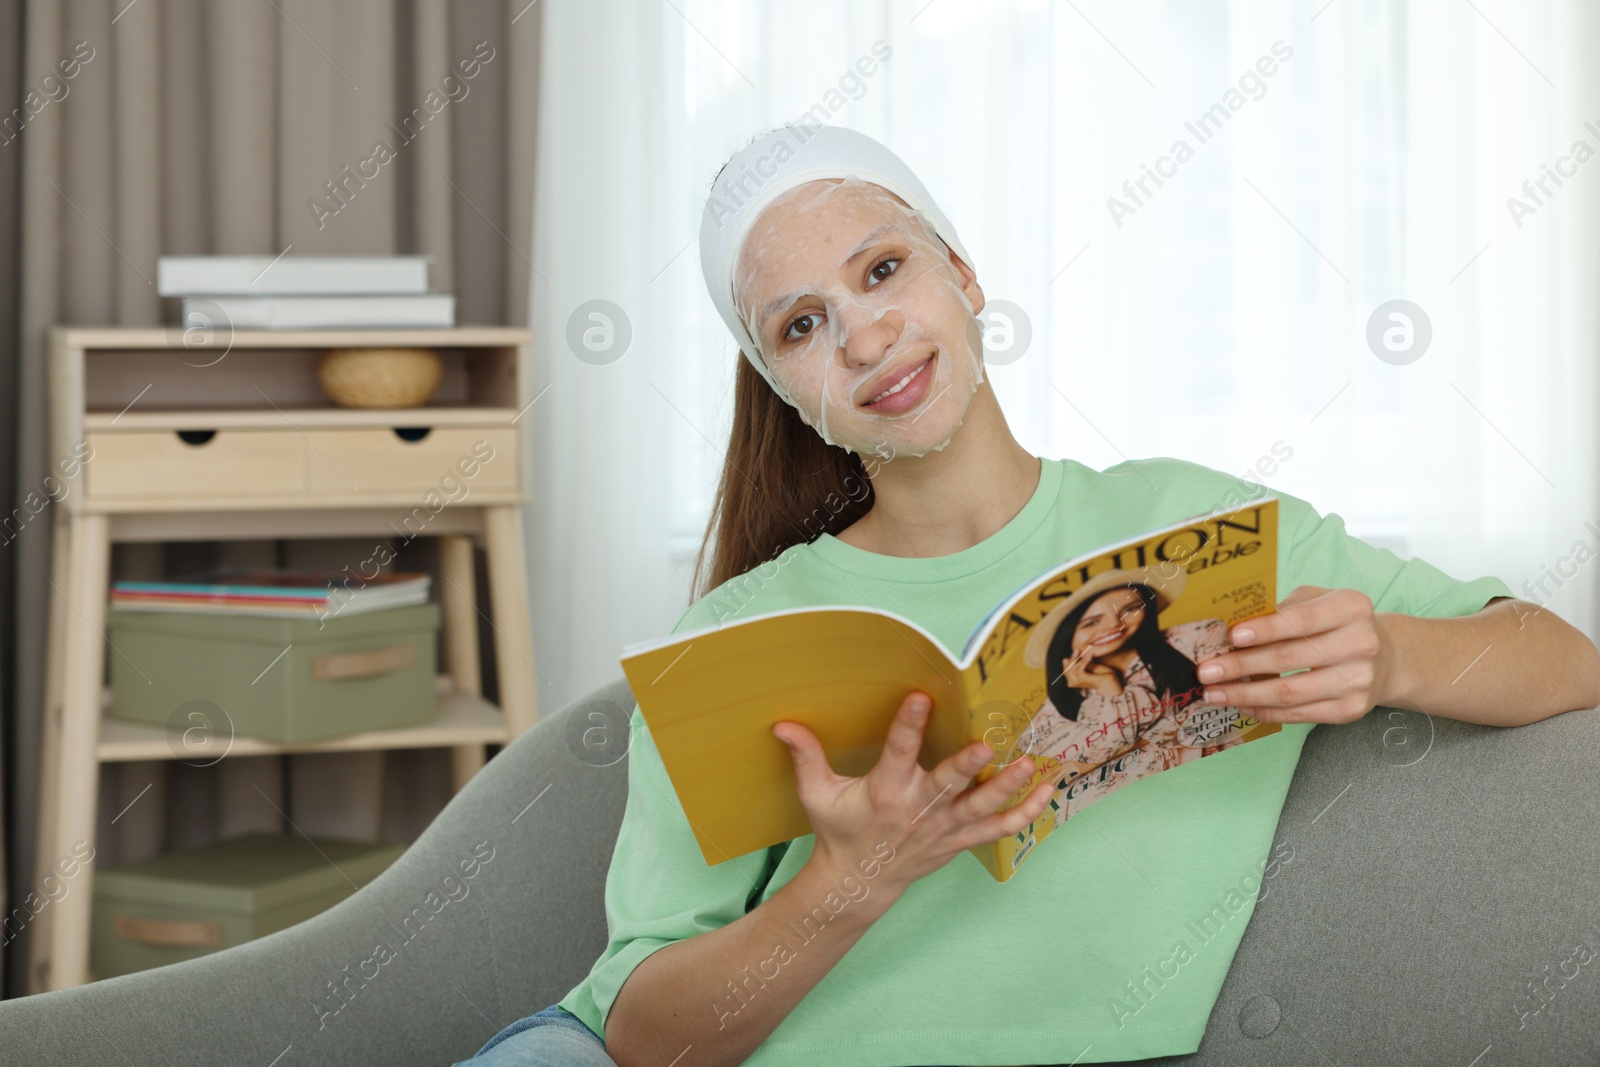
[530,0,1600,711]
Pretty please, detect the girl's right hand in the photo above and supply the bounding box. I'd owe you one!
[771,690,1057,893]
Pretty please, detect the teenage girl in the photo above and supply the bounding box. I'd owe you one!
[453,124,1600,1067]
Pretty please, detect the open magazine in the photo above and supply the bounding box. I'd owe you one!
[621,497,1281,883]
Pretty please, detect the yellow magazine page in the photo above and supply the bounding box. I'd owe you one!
[958,498,1283,882]
[619,608,972,866]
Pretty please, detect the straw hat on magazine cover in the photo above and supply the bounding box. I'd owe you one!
[1022,564,1188,671]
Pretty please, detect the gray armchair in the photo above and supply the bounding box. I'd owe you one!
[4,678,1598,1066]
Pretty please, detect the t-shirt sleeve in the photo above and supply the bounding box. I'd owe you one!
[559,601,778,1040]
[567,711,775,1039]
[1115,457,1514,621]
[1274,488,1514,618]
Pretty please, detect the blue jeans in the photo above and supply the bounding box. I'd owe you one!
[450,1004,968,1066]
[451,1004,616,1066]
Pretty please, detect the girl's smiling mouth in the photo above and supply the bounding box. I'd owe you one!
[861,352,935,414]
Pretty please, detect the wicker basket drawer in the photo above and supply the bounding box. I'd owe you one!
[85,430,306,499]
[304,427,516,494]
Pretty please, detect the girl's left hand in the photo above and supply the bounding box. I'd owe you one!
[1193,585,1397,724]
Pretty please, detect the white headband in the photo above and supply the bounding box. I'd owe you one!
[697,124,975,396]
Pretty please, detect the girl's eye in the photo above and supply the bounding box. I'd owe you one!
[781,312,823,345]
[866,255,901,287]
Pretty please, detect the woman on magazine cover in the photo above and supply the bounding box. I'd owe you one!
[453,124,1600,1067]
[1014,568,1250,822]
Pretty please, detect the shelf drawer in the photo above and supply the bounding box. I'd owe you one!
[304,428,518,493]
[85,430,306,499]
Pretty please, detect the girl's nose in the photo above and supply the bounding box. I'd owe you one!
[837,304,901,364]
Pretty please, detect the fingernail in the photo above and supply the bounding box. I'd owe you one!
[1198,663,1223,682]
[1232,627,1255,645]
[1204,688,1226,703]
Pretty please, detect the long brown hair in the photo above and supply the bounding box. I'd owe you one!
[688,353,878,601]
[690,124,887,601]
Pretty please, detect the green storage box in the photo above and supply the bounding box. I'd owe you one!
[91,833,405,979]
[108,602,441,743]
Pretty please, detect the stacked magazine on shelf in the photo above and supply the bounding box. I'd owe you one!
[111,568,431,621]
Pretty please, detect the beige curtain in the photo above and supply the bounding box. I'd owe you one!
[4,0,540,995]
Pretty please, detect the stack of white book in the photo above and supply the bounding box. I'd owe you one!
[158,254,455,330]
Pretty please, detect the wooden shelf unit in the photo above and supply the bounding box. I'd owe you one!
[33,326,541,993]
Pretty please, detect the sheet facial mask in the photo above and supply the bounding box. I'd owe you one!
[698,124,986,459]
[731,176,986,458]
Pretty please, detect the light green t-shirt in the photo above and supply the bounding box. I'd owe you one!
[559,455,1513,1066]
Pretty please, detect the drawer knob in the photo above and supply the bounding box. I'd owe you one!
[175,430,217,446]
[393,427,433,443]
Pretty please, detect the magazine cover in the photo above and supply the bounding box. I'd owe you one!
[620,497,1281,882]
[964,500,1280,879]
